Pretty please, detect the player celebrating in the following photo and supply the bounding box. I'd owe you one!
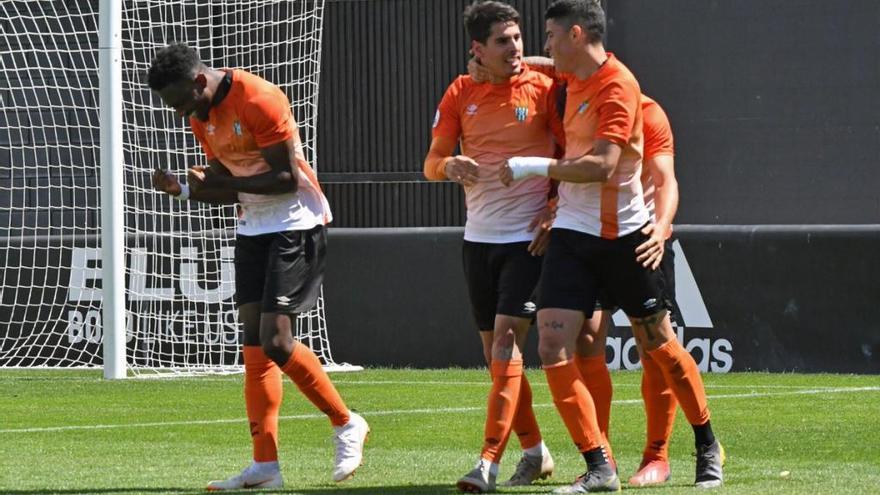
[147,43,368,491]
[423,2,563,492]
[501,1,723,491]
[575,95,707,488]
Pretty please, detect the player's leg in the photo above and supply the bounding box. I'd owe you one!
[207,235,283,491]
[609,229,722,488]
[496,243,553,485]
[536,229,618,493]
[260,226,369,483]
[629,239,678,487]
[498,315,556,488]
[575,308,613,450]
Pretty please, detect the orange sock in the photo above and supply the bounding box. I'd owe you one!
[512,373,543,450]
[481,359,523,462]
[640,350,678,462]
[243,346,283,462]
[574,354,612,440]
[647,339,710,426]
[575,354,615,464]
[543,360,605,452]
[280,342,350,427]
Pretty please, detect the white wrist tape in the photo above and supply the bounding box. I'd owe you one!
[173,183,190,201]
[508,156,551,180]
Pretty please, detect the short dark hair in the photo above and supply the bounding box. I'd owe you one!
[463,1,520,44]
[545,0,606,43]
[147,43,203,91]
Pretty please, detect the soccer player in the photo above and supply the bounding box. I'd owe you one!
[146,43,368,491]
[479,49,696,485]
[423,2,563,492]
[501,1,723,491]
[575,94,693,487]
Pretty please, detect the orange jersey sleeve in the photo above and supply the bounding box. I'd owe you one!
[594,81,640,147]
[432,77,463,141]
[240,89,295,148]
[642,96,674,160]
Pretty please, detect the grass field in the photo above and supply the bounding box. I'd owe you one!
[1,369,878,494]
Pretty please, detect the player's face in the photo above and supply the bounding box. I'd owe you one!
[544,18,575,72]
[473,21,523,79]
[157,76,210,121]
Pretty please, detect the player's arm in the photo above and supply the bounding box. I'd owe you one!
[151,160,239,205]
[523,55,556,78]
[423,136,479,186]
[195,139,298,195]
[648,154,678,240]
[500,139,622,186]
[635,154,678,269]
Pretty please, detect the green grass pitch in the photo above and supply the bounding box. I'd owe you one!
[1,369,878,494]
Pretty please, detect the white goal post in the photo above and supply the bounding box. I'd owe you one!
[0,0,361,377]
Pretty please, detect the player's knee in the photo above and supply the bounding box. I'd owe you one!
[537,336,566,365]
[260,335,294,366]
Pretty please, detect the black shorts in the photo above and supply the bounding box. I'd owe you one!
[537,227,669,318]
[595,237,679,324]
[462,240,542,330]
[234,225,326,314]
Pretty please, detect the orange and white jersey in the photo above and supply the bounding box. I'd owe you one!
[433,65,563,243]
[190,69,331,236]
[554,54,647,239]
[640,95,674,222]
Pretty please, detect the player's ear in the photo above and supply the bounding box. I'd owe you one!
[193,72,207,91]
[570,24,583,43]
[471,40,484,60]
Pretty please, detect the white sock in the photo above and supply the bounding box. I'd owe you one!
[478,458,500,477]
[253,460,280,473]
[523,441,546,457]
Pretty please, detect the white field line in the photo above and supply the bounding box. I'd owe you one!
[1,386,878,435]
[1,375,868,390]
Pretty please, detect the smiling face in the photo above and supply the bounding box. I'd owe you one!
[157,73,211,121]
[544,18,579,73]
[472,20,524,80]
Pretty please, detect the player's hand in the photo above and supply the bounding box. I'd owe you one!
[467,57,492,83]
[187,165,209,194]
[527,202,557,256]
[151,168,182,196]
[445,156,480,187]
[635,223,667,270]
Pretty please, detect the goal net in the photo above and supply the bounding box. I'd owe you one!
[0,0,360,376]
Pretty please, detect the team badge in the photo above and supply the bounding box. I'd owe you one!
[206,123,216,135]
[514,105,529,122]
[465,104,478,116]
[233,120,242,136]
[577,101,589,114]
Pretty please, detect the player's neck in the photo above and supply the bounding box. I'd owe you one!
[571,45,608,81]
[203,69,228,106]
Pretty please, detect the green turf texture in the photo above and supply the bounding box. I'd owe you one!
[1,369,878,494]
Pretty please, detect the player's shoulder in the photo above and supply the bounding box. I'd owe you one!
[233,69,286,102]
[641,94,671,128]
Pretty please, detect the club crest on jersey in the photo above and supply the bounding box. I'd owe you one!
[233,120,242,136]
[577,101,589,114]
[465,104,478,116]
[206,123,216,135]
[514,105,529,122]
